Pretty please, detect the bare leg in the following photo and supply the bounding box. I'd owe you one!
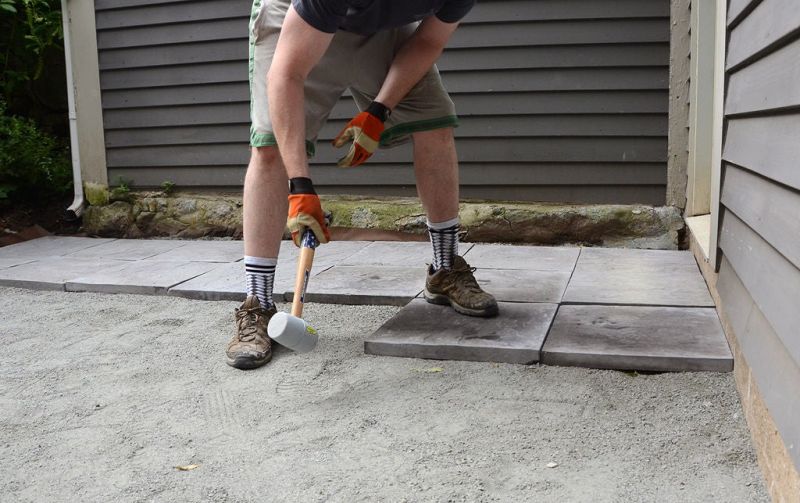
[243,146,288,258]
[412,128,460,222]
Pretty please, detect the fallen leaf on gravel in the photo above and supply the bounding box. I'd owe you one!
[546,462,559,468]
[175,464,200,471]
[413,367,444,373]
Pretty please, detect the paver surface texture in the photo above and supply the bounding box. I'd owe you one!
[562,248,715,307]
[543,305,733,372]
[168,261,295,302]
[0,257,126,291]
[0,287,767,502]
[366,299,557,363]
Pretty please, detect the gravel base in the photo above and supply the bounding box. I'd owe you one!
[0,287,767,502]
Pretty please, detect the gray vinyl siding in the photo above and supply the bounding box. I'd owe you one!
[717,0,800,470]
[95,0,670,204]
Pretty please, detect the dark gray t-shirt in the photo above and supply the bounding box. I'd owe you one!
[292,0,476,35]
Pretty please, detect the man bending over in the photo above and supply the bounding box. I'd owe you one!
[227,0,499,370]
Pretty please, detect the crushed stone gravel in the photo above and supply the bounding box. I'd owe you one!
[0,287,768,502]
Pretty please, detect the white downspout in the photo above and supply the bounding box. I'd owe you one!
[62,0,84,220]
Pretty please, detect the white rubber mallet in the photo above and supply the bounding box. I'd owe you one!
[267,228,320,353]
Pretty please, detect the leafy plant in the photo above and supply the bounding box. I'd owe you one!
[1,0,65,122]
[160,180,176,194]
[0,98,72,203]
[0,0,17,14]
[115,176,132,193]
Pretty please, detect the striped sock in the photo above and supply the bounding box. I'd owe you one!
[244,255,277,309]
[427,217,460,271]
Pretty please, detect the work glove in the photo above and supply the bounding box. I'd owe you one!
[286,177,331,247]
[332,101,391,167]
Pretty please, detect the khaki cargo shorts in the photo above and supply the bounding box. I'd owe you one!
[248,0,459,156]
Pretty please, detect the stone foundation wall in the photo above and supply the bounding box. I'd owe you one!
[81,190,685,249]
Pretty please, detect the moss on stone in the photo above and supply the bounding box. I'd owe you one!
[84,182,109,207]
[80,192,684,249]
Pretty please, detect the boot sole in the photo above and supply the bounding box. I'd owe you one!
[226,352,272,370]
[423,289,499,318]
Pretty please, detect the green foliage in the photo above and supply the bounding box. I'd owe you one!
[0,99,72,203]
[1,0,64,97]
[160,180,176,194]
[115,176,132,193]
[0,0,17,14]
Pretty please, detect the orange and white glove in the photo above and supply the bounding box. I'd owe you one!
[286,177,331,247]
[332,101,391,167]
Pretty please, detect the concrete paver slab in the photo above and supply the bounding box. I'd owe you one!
[168,261,296,302]
[0,258,35,269]
[365,299,557,364]
[563,248,714,306]
[0,258,126,291]
[66,239,185,261]
[280,240,372,269]
[66,260,216,295]
[542,305,732,372]
[464,244,580,271]
[574,247,699,270]
[289,265,425,305]
[340,241,455,267]
[0,236,114,259]
[146,239,244,263]
[475,269,571,303]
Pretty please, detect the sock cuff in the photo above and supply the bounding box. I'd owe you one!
[244,255,278,267]
[426,216,460,230]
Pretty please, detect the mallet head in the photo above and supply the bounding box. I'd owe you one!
[268,311,319,353]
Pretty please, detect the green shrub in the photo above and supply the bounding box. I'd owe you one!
[0,99,72,203]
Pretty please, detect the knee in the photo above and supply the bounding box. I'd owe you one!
[248,145,285,177]
[250,145,281,165]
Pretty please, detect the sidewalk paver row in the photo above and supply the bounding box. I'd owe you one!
[0,237,732,372]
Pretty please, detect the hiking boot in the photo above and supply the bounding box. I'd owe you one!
[424,255,499,317]
[226,295,277,370]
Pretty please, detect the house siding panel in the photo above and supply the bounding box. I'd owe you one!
[718,0,800,470]
[717,258,800,473]
[94,0,670,203]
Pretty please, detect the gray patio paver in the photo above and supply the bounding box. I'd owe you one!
[339,241,466,267]
[288,265,425,305]
[66,238,185,261]
[0,236,114,259]
[0,258,127,291]
[542,305,732,372]
[463,244,580,271]
[66,260,216,295]
[474,269,571,303]
[167,261,297,302]
[563,248,714,307]
[145,239,244,263]
[0,258,35,269]
[574,247,700,270]
[365,299,557,364]
[280,240,372,269]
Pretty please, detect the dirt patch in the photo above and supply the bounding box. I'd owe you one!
[0,195,82,245]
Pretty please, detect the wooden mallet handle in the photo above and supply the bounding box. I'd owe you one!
[291,239,316,318]
[290,211,330,318]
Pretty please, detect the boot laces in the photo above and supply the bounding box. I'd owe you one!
[449,264,483,294]
[235,306,266,342]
